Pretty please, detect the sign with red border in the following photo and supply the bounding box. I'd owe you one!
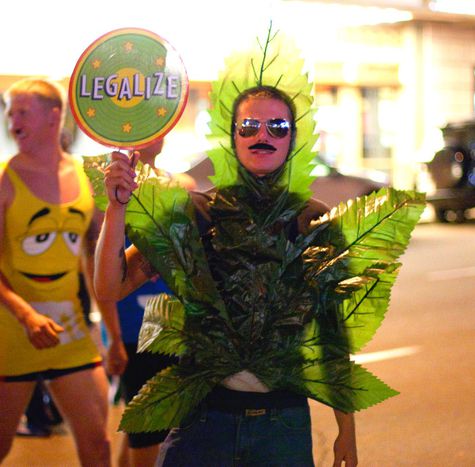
[69,28,189,149]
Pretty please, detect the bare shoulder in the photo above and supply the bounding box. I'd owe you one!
[0,159,15,208]
[0,160,15,245]
[64,152,84,170]
[172,172,198,191]
[68,152,86,165]
[190,190,213,221]
[304,197,330,219]
[298,197,330,234]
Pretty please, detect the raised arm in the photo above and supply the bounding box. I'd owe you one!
[93,151,150,301]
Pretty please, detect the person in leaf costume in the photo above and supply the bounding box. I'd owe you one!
[92,24,425,467]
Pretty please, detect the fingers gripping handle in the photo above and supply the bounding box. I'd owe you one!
[114,151,138,205]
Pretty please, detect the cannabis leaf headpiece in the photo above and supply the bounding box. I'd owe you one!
[206,22,317,201]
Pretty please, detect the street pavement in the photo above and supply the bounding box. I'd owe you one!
[312,222,475,466]
[4,222,475,466]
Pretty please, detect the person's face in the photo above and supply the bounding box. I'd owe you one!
[5,94,57,153]
[233,97,292,177]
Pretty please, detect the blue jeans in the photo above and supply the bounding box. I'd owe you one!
[156,404,314,467]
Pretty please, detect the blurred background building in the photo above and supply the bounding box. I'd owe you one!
[2,0,475,195]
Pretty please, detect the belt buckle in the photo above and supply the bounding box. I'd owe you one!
[245,408,266,417]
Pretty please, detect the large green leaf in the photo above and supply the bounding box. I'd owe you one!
[131,186,423,420]
[332,188,425,352]
[82,134,425,430]
[298,357,399,412]
[120,366,214,433]
[322,188,425,274]
[301,188,425,354]
[124,177,228,319]
[82,154,111,211]
[337,265,399,352]
[137,294,187,357]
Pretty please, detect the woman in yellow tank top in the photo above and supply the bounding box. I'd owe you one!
[0,78,126,466]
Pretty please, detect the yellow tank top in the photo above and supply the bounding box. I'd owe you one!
[0,157,101,375]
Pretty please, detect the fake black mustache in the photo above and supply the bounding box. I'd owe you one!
[248,143,276,151]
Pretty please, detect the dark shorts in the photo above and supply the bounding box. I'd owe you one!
[121,343,176,448]
[0,361,102,382]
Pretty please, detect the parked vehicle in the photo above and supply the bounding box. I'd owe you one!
[426,120,475,222]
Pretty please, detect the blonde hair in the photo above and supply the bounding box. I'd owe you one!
[4,78,66,123]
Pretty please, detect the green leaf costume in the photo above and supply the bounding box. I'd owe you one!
[85,23,425,433]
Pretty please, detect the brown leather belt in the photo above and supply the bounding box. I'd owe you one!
[244,409,267,417]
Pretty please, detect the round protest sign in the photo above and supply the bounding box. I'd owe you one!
[69,28,188,149]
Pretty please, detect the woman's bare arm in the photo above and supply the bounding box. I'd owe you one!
[94,151,150,301]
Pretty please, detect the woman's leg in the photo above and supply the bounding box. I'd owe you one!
[130,444,160,467]
[121,344,170,467]
[0,381,36,461]
[118,432,131,467]
[48,365,111,467]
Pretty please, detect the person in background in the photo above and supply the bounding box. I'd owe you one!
[15,377,63,437]
[16,127,77,439]
[94,85,357,466]
[116,138,196,467]
[135,137,197,191]
[0,78,127,466]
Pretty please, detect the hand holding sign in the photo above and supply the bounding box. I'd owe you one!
[70,28,188,205]
[69,27,189,149]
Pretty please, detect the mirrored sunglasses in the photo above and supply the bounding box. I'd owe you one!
[235,118,291,139]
